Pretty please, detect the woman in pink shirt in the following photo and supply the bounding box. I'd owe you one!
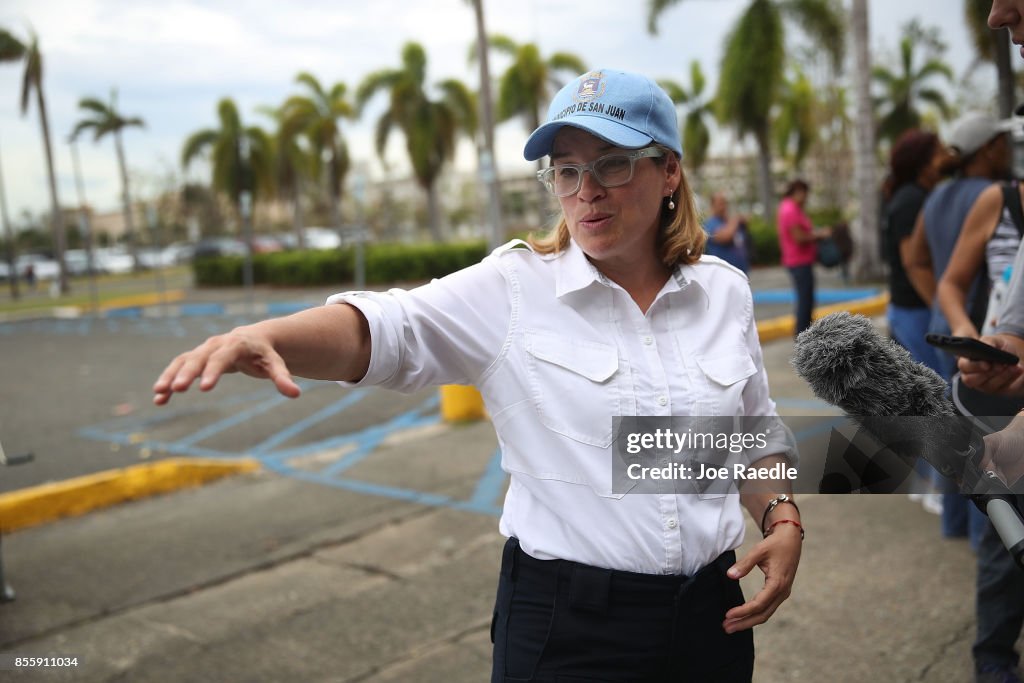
[777,179,830,335]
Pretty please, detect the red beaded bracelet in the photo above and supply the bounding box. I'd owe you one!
[763,518,805,540]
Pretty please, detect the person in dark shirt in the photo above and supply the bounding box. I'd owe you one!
[703,191,751,273]
[883,129,946,373]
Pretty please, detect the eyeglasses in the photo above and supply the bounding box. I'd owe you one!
[536,146,665,197]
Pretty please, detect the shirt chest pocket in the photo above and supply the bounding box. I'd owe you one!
[691,352,758,499]
[695,352,757,391]
[524,329,622,448]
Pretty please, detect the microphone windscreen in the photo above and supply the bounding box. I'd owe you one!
[792,312,952,418]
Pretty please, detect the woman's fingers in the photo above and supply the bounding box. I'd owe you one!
[153,331,302,405]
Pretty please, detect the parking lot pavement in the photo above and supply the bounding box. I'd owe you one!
[6,269,1020,681]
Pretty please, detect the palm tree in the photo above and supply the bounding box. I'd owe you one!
[281,73,354,236]
[182,98,273,288]
[357,43,477,242]
[850,0,883,280]
[659,60,713,178]
[70,89,145,270]
[0,27,69,293]
[965,0,1015,118]
[774,66,818,172]
[648,0,844,221]
[872,20,953,144]
[482,36,586,143]
[465,0,504,250]
[477,36,585,213]
[259,103,313,250]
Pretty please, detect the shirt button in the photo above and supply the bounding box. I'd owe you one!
[667,518,678,529]
[642,335,654,346]
[657,395,668,406]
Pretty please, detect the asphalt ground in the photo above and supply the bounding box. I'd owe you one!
[2,264,1021,682]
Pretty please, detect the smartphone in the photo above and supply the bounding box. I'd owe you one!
[925,333,1020,365]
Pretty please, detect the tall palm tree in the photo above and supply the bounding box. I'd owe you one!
[477,36,585,213]
[259,103,313,249]
[965,0,1015,118]
[70,89,145,270]
[774,66,818,172]
[281,73,354,235]
[465,0,504,250]
[0,27,69,293]
[659,60,714,178]
[850,0,883,280]
[357,42,477,242]
[648,0,844,221]
[871,20,953,144]
[482,36,586,143]
[182,98,273,288]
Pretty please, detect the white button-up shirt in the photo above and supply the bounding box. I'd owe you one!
[328,239,793,575]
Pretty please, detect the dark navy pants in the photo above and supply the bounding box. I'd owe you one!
[973,513,1024,672]
[788,264,815,337]
[490,538,754,682]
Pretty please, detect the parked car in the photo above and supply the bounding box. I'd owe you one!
[303,227,342,250]
[252,235,284,254]
[64,249,95,276]
[93,248,134,275]
[161,242,195,265]
[193,237,246,259]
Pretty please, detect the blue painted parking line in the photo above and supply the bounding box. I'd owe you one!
[105,306,142,318]
[774,397,836,411]
[267,302,314,316]
[252,389,369,454]
[180,303,225,316]
[752,288,879,305]
[468,447,507,510]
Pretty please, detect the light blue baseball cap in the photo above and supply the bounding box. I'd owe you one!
[523,69,682,161]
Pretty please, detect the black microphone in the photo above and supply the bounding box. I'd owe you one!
[792,312,1024,568]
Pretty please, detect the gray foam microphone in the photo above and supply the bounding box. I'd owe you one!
[792,312,1024,569]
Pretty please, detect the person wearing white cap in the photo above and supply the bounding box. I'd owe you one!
[152,69,800,682]
[903,111,1014,385]
[944,6,1024,683]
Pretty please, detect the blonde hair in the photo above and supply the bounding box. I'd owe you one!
[527,147,706,268]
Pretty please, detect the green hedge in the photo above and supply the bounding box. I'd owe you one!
[193,241,488,287]
[745,216,780,267]
[741,207,846,268]
[194,210,848,285]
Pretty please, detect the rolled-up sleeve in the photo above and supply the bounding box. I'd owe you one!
[325,257,512,392]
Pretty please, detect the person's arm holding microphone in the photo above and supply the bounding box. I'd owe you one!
[956,234,1024,490]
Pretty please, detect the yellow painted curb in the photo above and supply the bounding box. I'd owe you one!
[756,293,890,343]
[0,457,260,533]
[440,384,488,422]
[98,289,186,312]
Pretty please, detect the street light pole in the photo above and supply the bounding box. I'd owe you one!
[470,0,504,251]
[352,171,366,290]
[147,203,166,315]
[239,136,255,311]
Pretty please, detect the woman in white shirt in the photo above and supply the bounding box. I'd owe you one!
[153,69,802,683]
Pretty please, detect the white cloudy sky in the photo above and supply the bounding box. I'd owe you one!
[0,0,994,220]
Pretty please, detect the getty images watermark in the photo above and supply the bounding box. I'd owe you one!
[609,415,1014,496]
[611,416,797,496]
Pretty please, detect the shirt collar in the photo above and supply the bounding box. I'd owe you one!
[554,239,608,298]
[555,239,710,309]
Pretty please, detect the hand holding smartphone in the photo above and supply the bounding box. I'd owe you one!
[925,333,1021,365]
